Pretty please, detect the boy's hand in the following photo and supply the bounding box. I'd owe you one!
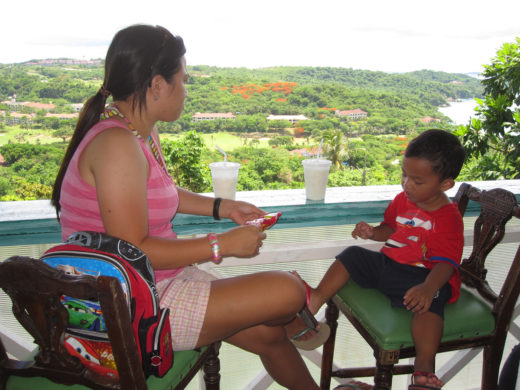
[403,283,437,314]
[352,221,374,239]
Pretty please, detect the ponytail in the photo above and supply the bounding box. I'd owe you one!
[51,90,108,218]
[51,24,186,220]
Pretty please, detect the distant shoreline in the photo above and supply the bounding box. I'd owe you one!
[438,99,478,125]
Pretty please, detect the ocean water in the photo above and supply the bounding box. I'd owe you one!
[438,99,479,125]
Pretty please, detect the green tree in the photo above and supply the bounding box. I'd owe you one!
[269,135,293,148]
[53,127,73,142]
[321,128,349,170]
[456,37,520,179]
[162,130,210,193]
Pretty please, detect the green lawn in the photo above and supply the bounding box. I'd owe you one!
[0,127,61,146]
[1,127,313,152]
[162,132,309,151]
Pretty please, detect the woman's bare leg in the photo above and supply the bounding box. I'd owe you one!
[196,270,319,389]
[285,260,351,339]
[226,323,319,390]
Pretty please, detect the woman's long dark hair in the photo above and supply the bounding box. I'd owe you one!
[51,24,186,218]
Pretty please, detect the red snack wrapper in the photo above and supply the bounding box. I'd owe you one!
[245,212,282,232]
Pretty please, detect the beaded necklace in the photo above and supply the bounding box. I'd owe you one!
[100,104,168,174]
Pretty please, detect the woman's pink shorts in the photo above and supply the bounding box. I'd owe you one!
[156,265,216,350]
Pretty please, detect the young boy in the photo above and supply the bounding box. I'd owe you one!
[306,129,466,389]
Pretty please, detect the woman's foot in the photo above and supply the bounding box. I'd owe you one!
[290,320,330,350]
[290,271,323,314]
[285,271,329,350]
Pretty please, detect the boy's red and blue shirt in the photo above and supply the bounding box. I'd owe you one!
[380,191,464,302]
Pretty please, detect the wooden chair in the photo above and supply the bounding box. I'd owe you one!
[0,256,221,390]
[320,183,520,390]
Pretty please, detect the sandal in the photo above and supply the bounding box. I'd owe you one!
[291,321,330,350]
[290,279,331,350]
[299,279,318,330]
[408,371,442,389]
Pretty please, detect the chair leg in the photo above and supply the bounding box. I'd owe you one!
[0,340,6,390]
[481,343,502,390]
[203,342,221,390]
[373,359,394,390]
[321,299,339,390]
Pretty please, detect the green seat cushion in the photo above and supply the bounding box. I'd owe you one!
[7,347,207,390]
[335,281,495,351]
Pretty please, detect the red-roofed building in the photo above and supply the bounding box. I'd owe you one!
[419,116,440,124]
[26,102,55,110]
[45,113,78,119]
[335,108,368,120]
[2,99,55,111]
[290,146,320,158]
[0,111,33,125]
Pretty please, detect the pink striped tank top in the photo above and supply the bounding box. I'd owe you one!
[59,118,182,281]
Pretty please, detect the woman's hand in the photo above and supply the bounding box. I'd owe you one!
[219,225,266,258]
[219,199,265,225]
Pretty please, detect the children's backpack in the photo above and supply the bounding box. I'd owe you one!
[41,231,173,379]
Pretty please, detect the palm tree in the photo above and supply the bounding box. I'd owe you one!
[322,128,348,170]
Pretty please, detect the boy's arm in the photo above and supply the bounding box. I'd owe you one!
[352,221,395,241]
[403,263,454,313]
[372,224,395,241]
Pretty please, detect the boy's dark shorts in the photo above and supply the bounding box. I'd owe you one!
[336,246,452,318]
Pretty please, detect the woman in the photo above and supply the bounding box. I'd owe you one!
[51,24,320,389]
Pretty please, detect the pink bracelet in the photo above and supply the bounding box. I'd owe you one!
[207,233,222,264]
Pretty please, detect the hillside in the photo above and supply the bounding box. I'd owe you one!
[0,59,483,138]
[0,59,485,201]
[0,60,481,110]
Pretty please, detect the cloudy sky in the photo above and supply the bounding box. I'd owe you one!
[3,0,520,74]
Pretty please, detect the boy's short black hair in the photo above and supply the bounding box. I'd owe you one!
[405,129,465,180]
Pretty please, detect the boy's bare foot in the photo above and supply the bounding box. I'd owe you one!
[409,371,443,389]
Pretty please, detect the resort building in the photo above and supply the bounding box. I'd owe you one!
[192,112,236,122]
[266,114,308,124]
[419,116,441,123]
[335,108,368,120]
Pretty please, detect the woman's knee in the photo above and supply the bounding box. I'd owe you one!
[267,271,306,313]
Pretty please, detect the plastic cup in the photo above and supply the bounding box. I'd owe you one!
[302,159,332,201]
[209,162,241,200]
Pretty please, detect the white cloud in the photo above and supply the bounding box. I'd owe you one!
[2,0,520,73]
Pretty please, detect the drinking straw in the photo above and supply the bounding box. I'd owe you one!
[317,138,323,159]
[216,145,227,162]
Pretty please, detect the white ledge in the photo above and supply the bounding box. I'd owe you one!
[0,180,519,221]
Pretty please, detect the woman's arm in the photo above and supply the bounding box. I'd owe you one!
[84,129,265,270]
[177,188,265,224]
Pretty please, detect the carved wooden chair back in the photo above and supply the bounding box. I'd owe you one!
[0,256,220,390]
[320,183,520,390]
